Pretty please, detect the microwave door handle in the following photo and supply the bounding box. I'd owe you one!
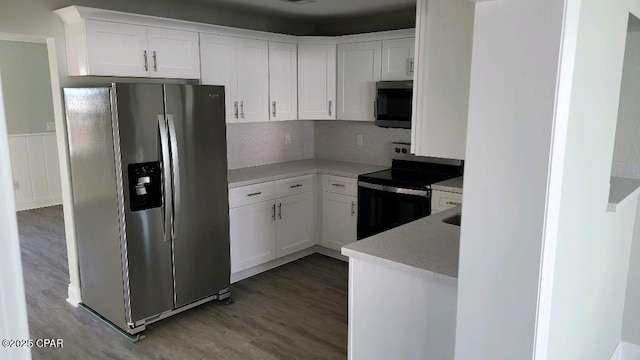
[358,182,429,197]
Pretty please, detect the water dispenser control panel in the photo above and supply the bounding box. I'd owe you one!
[128,162,162,212]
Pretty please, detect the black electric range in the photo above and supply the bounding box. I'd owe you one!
[357,143,463,239]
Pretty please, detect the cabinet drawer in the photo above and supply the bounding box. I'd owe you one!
[322,175,357,196]
[431,190,463,213]
[229,182,275,208]
[275,174,314,198]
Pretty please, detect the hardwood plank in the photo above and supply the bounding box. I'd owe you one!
[17,206,348,359]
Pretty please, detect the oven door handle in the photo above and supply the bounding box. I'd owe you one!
[358,182,429,197]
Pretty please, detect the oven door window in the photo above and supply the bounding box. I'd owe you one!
[357,185,430,240]
[376,89,412,122]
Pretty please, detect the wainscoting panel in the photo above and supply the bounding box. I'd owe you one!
[8,133,62,211]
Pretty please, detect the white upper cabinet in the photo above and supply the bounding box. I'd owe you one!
[146,27,200,79]
[269,42,298,121]
[381,38,415,81]
[68,19,200,79]
[200,34,238,123]
[337,41,382,121]
[83,20,149,77]
[236,38,270,123]
[298,43,337,120]
[200,35,269,123]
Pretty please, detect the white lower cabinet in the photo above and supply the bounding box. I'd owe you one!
[229,176,315,275]
[229,200,276,274]
[322,192,357,251]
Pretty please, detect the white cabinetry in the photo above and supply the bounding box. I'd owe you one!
[337,41,382,121]
[381,38,415,81]
[228,175,315,274]
[200,34,270,123]
[269,42,298,121]
[321,175,358,251]
[65,19,200,78]
[431,190,463,214]
[411,0,474,160]
[298,43,337,120]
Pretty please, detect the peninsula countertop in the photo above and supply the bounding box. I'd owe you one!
[228,159,387,188]
[342,206,461,285]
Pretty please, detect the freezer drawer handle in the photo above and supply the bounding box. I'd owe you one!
[247,192,262,197]
[157,115,172,242]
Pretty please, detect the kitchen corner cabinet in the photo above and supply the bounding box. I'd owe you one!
[337,41,382,121]
[321,175,358,251]
[381,38,415,81]
[70,19,200,78]
[269,42,298,121]
[228,175,314,274]
[298,44,337,120]
[200,34,269,123]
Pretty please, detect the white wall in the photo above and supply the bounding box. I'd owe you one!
[543,0,634,357]
[454,0,566,358]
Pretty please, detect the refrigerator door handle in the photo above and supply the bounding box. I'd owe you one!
[157,115,172,242]
[167,114,180,240]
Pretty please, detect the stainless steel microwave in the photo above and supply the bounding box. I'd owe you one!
[374,81,413,129]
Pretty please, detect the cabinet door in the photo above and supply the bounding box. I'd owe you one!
[298,44,337,120]
[229,201,276,273]
[381,38,415,81]
[322,192,357,251]
[269,42,298,121]
[84,20,149,77]
[276,192,314,257]
[337,41,381,121]
[200,33,238,123]
[236,38,269,122]
[147,27,200,79]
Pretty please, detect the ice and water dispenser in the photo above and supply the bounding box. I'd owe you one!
[128,162,162,211]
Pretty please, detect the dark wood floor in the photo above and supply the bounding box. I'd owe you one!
[17,206,348,359]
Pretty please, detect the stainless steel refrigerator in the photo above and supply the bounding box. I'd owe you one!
[63,83,230,337]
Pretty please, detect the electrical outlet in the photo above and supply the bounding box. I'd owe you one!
[14,180,19,190]
[285,133,291,144]
[356,134,363,146]
[46,122,56,131]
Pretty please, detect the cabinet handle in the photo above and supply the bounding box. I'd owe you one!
[272,101,276,117]
[351,201,355,217]
[409,58,415,77]
[272,204,276,221]
[234,101,239,119]
[152,51,158,72]
[328,100,332,117]
[446,201,461,206]
[240,101,245,119]
[247,192,262,197]
[332,183,345,188]
[290,184,303,189]
[278,203,282,219]
[143,50,149,71]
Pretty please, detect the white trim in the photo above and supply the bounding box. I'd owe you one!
[533,0,581,357]
[611,342,623,360]
[337,29,415,44]
[8,132,56,138]
[608,342,640,360]
[66,284,81,307]
[0,32,46,44]
[15,195,62,212]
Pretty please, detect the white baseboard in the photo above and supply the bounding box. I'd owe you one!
[66,284,81,307]
[16,195,62,211]
[610,342,640,360]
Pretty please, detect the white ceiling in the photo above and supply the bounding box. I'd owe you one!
[172,0,416,17]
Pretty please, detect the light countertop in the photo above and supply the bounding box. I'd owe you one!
[432,176,464,193]
[342,206,461,285]
[228,159,386,188]
[608,176,640,212]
